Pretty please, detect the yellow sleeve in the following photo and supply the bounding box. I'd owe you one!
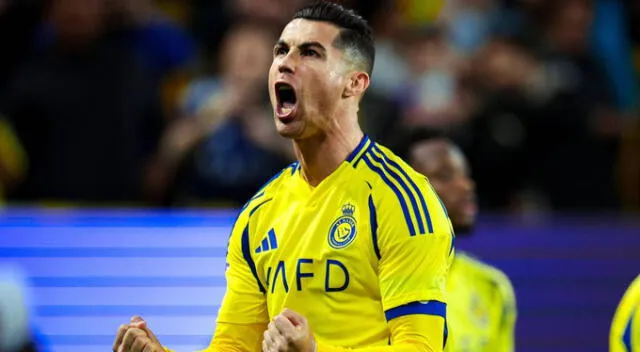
[611,275,640,352]
[216,201,270,326]
[634,302,640,351]
[490,272,517,352]
[164,200,271,352]
[629,304,640,352]
[375,175,454,313]
[317,314,444,351]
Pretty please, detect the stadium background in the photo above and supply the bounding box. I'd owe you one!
[0,0,639,351]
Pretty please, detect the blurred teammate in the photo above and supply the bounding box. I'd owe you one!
[396,129,516,352]
[113,1,454,352]
[610,275,640,352]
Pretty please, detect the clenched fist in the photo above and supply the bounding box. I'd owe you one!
[262,309,316,352]
[113,316,164,352]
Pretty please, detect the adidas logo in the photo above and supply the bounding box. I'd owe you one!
[255,228,278,254]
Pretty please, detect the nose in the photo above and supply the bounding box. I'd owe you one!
[277,52,296,74]
[458,175,475,193]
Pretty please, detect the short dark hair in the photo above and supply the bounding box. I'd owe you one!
[391,128,450,161]
[293,1,375,76]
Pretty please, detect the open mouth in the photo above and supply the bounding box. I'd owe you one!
[275,83,297,120]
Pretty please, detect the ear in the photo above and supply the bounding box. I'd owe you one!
[343,71,370,99]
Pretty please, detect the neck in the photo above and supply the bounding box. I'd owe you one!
[293,115,363,187]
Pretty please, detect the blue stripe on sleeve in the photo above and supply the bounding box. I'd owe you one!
[368,149,424,234]
[241,225,266,293]
[239,192,265,213]
[374,145,434,233]
[362,154,416,235]
[385,300,447,321]
[623,309,634,351]
[449,233,455,256]
[249,198,272,216]
[368,194,381,260]
[444,319,449,348]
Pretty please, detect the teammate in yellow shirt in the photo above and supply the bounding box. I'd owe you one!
[112,2,454,352]
[611,275,640,352]
[396,129,516,352]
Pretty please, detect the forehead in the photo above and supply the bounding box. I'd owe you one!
[411,140,467,172]
[279,18,341,46]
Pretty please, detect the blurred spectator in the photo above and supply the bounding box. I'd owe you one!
[146,23,294,206]
[369,0,410,96]
[592,0,637,113]
[108,0,196,117]
[357,1,404,143]
[0,0,164,204]
[441,0,500,56]
[526,0,620,210]
[396,0,446,25]
[460,0,621,212]
[190,0,304,80]
[459,37,546,211]
[0,0,47,95]
[0,0,633,213]
[396,25,472,129]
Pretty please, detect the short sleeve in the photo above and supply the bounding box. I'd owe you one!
[375,177,454,319]
[216,206,269,325]
[492,270,517,352]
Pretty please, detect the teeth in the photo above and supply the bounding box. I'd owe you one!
[282,107,292,114]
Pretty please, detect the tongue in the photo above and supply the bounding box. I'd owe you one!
[281,102,295,115]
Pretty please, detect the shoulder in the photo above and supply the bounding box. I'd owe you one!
[615,275,640,314]
[237,162,298,220]
[625,275,640,297]
[457,253,515,302]
[354,141,425,190]
[354,141,449,236]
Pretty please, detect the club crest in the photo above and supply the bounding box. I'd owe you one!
[328,203,357,249]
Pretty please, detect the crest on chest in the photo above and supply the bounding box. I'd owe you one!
[328,203,357,249]
[469,293,490,328]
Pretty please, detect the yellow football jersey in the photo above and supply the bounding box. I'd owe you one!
[445,252,516,352]
[217,136,455,348]
[611,275,640,352]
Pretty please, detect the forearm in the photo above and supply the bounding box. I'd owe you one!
[316,315,444,352]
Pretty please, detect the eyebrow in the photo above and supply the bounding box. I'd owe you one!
[275,40,327,53]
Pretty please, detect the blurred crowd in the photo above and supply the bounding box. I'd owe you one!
[0,0,639,214]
